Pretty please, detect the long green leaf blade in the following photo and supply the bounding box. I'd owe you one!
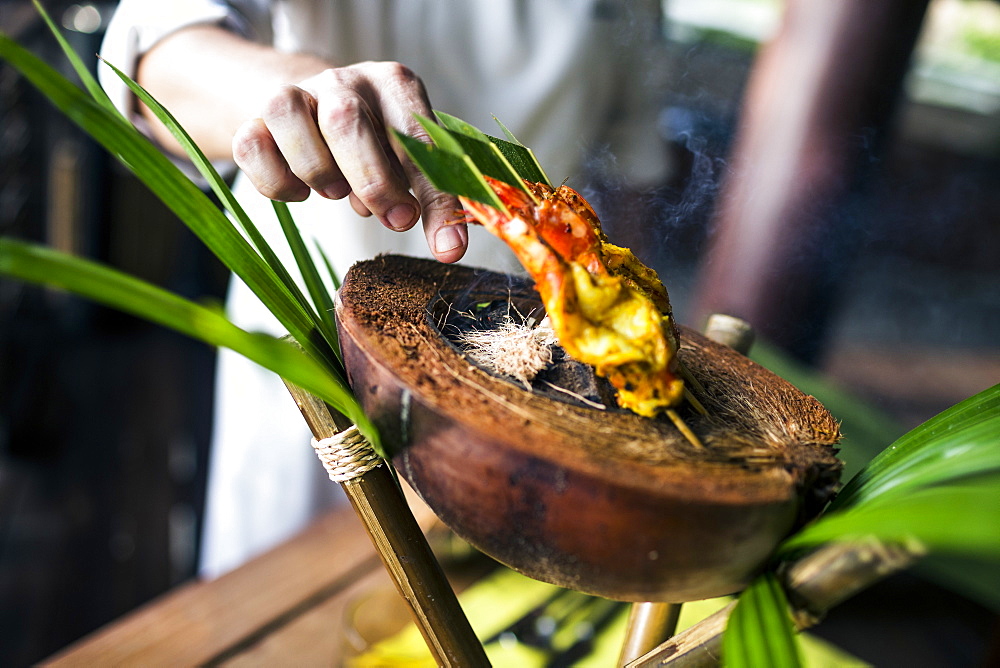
[491,114,522,145]
[781,475,1000,558]
[436,111,494,142]
[434,111,550,186]
[0,33,328,368]
[417,116,526,192]
[487,135,551,186]
[488,115,551,186]
[722,573,802,668]
[833,384,1000,510]
[315,243,342,291]
[0,238,379,450]
[98,59,340,365]
[31,0,118,115]
[273,200,342,366]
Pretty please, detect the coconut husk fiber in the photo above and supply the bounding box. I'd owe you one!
[336,255,842,602]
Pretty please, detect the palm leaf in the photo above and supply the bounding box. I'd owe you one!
[30,0,118,115]
[417,115,526,192]
[722,573,802,668]
[394,130,505,209]
[486,136,550,187]
[395,112,554,213]
[273,200,340,358]
[437,111,550,186]
[777,384,1000,561]
[315,242,342,291]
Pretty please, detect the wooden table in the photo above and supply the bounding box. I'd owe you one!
[43,498,439,666]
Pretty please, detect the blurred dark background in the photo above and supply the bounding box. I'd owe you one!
[1,0,998,665]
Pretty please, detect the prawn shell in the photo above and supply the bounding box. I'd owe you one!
[462,178,685,415]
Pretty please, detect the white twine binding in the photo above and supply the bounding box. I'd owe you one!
[311,425,381,483]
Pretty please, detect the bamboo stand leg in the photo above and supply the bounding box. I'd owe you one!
[284,382,489,667]
[618,602,682,666]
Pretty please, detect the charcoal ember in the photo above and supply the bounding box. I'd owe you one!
[532,347,620,410]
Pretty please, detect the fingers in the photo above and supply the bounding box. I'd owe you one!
[232,118,310,202]
[234,62,470,262]
[363,63,469,261]
[428,221,469,264]
[309,74,420,232]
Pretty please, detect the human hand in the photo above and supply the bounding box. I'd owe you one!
[232,61,467,263]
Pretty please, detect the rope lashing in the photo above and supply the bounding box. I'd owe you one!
[311,425,381,482]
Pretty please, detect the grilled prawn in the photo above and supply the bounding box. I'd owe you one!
[460,177,684,418]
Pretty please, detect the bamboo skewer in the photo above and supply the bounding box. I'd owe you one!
[666,409,704,449]
[282,380,489,667]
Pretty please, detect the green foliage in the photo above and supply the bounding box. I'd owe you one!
[438,111,551,186]
[0,3,377,451]
[775,386,1000,561]
[393,131,505,209]
[723,574,802,668]
[782,474,1000,558]
[0,238,372,438]
[4,6,1000,664]
[831,383,1000,511]
[391,111,552,211]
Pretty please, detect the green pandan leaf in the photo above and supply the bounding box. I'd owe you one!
[436,111,494,142]
[489,115,550,185]
[434,111,550,186]
[31,0,118,116]
[781,475,1000,558]
[100,58,343,374]
[491,114,522,144]
[832,383,1000,510]
[273,201,340,354]
[417,116,526,192]
[394,130,506,210]
[722,573,802,668]
[0,31,338,374]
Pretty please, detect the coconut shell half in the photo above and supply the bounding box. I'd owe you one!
[336,255,842,602]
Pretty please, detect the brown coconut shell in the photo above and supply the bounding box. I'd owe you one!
[336,255,842,602]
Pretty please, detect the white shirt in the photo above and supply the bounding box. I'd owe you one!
[100,0,670,578]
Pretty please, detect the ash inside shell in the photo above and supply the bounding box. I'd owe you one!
[430,295,621,411]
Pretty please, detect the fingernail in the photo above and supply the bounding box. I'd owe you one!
[435,226,464,254]
[321,179,349,199]
[386,204,416,231]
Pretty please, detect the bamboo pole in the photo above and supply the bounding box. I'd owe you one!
[283,381,489,667]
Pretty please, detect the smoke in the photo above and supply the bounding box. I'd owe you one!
[657,104,729,238]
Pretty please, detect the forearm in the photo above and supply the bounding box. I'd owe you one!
[136,24,331,160]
